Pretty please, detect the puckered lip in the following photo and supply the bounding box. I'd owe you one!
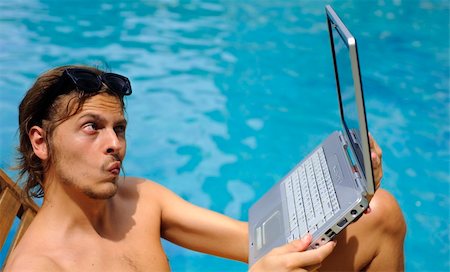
[107,161,121,175]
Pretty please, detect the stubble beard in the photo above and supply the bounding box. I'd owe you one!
[52,149,119,200]
[59,168,119,200]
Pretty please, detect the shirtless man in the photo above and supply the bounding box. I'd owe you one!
[4,65,406,271]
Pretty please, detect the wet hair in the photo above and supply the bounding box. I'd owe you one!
[16,65,126,198]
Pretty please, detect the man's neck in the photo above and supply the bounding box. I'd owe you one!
[40,175,115,237]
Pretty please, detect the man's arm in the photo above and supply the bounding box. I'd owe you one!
[137,179,338,271]
[144,181,249,262]
[141,180,336,271]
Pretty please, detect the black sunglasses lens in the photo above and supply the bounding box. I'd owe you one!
[67,69,102,92]
[103,73,132,95]
[75,71,102,91]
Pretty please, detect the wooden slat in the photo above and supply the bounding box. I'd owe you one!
[9,208,36,250]
[0,170,17,190]
[0,188,21,248]
[0,169,39,214]
[0,168,40,267]
[5,208,37,262]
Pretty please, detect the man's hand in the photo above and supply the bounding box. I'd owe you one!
[364,133,383,214]
[369,133,383,189]
[249,235,336,272]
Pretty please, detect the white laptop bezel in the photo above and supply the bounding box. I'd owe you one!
[326,5,375,195]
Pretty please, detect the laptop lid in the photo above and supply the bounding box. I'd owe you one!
[326,5,375,195]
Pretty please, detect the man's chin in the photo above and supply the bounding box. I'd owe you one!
[85,183,118,200]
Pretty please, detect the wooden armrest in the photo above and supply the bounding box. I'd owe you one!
[0,169,40,265]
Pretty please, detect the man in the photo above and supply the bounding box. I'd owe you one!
[4,65,406,271]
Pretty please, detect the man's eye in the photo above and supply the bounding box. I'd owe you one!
[84,122,98,131]
[115,125,126,134]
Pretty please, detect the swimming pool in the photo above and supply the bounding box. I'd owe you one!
[0,0,448,271]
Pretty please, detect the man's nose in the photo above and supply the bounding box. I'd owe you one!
[104,129,122,154]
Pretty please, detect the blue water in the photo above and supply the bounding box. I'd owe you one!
[0,0,448,271]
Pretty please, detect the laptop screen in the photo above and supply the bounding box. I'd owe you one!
[331,24,366,176]
[326,5,374,194]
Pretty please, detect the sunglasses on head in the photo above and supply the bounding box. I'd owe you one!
[62,68,132,96]
[35,68,132,124]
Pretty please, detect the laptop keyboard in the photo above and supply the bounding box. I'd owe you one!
[283,147,340,242]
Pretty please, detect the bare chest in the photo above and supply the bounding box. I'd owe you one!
[56,237,170,272]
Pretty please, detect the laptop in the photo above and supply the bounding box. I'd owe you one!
[248,5,376,265]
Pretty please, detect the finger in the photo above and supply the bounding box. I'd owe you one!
[368,132,375,149]
[372,137,382,158]
[373,165,382,180]
[368,133,382,158]
[370,156,380,170]
[370,147,381,163]
[369,137,383,188]
[371,154,383,187]
[304,263,321,271]
[371,151,380,167]
[286,241,336,268]
[291,269,308,272]
[299,241,336,266]
[272,234,312,255]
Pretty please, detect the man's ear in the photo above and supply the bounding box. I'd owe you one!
[29,126,49,160]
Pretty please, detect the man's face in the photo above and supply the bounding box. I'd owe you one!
[48,93,127,199]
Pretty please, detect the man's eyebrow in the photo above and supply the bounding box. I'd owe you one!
[78,113,127,125]
[117,119,128,126]
[79,113,104,122]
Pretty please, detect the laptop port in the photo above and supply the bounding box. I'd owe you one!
[337,218,348,227]
[325,229,336,239]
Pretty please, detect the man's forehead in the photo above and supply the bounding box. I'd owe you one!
[81,93,124,114]
[60,93,125,121]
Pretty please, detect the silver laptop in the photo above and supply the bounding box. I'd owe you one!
[248,5,376,265]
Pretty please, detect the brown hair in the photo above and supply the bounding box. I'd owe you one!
[17,65,126,198]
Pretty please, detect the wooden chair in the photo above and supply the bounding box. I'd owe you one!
[0,169,39,266]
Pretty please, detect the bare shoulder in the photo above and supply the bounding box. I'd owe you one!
[4,252,63,272]
[117,176,177,209]
[119,176,175,197]
[3,218,65,272]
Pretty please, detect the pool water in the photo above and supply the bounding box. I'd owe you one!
[1,0,448,271]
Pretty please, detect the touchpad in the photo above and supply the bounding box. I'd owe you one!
[262,210,283,247]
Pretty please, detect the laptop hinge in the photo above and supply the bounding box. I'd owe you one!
[340,131,367,196]
[354,170,367,196]
[338,131,348,149]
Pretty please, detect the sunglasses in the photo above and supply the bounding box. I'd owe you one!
[62,68,132,96]
[35,68,132,124]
